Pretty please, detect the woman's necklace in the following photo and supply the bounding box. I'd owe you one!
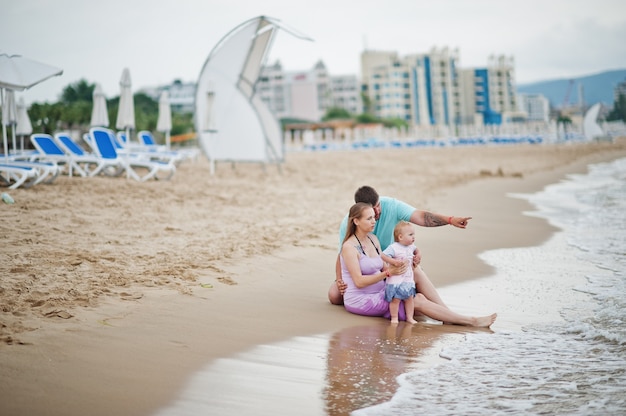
[354,233,380,255]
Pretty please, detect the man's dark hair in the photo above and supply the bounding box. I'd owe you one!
[354,186,379,206]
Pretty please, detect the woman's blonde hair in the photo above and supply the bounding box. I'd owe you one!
[342,202,373,245]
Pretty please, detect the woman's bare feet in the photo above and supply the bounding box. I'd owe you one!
[471,313,497,328]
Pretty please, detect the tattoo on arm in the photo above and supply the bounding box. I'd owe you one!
[424,212,447,227]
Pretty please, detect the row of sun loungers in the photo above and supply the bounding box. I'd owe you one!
[1,128,198,189]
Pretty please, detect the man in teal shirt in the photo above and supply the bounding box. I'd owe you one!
[329,185,472,306]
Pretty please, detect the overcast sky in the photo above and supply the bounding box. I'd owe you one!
[2,0,625,105]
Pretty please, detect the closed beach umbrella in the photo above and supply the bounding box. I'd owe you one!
[1,89,17,153]
[0,52,63,161]
[16,96,32,152]
[90,83,109,127]
[156,90,172,149]
[115,68,134,178]
[115,68,135,138]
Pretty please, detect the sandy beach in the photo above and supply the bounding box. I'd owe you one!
[2,138,626,415]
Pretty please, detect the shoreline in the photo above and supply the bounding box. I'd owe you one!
[1,140,626,415]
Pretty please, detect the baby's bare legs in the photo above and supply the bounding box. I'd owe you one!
[405,296,418,324]
[389,298,401,324]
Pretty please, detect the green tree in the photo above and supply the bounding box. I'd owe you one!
[355,113,378,124]
[55,79,96,131]
[380,117,408,129]
[171,112,193,136]
[59,101,92,130]
[557,113,572,139]
[607,93,626,122]
[29,102,64,135]
[322,107,352,121]
[133,92,159,132]
[60,79,94,103]
[360,92,373,115]
[26,79,196,139]
[86,90,161,133]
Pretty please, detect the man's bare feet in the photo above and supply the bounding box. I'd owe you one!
[471,313,497,328]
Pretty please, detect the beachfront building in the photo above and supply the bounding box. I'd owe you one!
[518,93,550,123]
[459,55,521,126]
[140,79,195,113]
[360,47,462,128]
[257,60,361,122]
[166,80,196,113]
[361,49,530,135]
[329,74,362,115]
[481,55,519,124]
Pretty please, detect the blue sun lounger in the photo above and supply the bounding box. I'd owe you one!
[89,127,176,181]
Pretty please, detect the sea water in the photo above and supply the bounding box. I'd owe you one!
[355,157,626,415]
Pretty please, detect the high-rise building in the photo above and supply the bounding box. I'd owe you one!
[478,55,518,124]
[360,47,462,127]
[455,55,520,126]
[361,49,525,128]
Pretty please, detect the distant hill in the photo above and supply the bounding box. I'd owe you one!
[517,69,626,109]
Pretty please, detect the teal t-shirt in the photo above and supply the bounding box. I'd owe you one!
[338,196,416,252]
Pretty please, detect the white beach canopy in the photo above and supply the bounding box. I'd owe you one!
[0,53,63,91]
[156,90,172,149]
[0,53,63,161]
[91,83,109,128]
[194,16,312,174]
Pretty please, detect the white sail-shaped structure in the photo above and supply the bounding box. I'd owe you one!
[194,16,312,174]
[582,103,605,141]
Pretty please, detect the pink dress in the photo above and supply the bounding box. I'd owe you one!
[340,249,407,321]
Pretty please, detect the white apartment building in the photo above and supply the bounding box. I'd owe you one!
[143,64,361,123]
[167,80,196,113]
[361,47,462,126]
[140,79,195,113]
[449,54,520,126]
[257,60,361,122]
[482,55,519,123]
[330,74,362,115]
[518,93,550,122]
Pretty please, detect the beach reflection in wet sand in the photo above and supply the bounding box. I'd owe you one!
[323,321,485,415]
[155,321,485,416]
